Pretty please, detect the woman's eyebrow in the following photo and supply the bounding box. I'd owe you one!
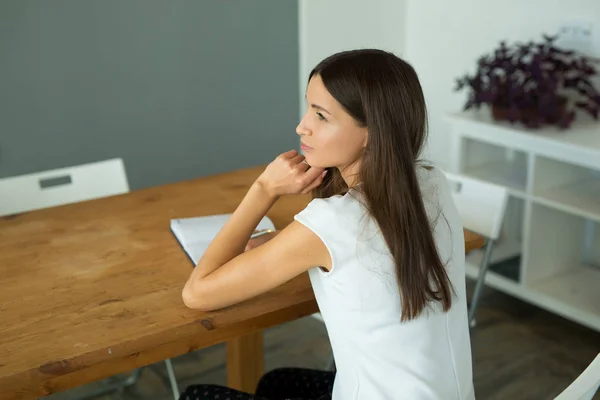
[311,104,331,115]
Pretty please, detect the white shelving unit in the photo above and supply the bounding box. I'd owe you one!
[448,110,600,332]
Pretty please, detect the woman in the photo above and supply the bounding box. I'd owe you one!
[180,49,474,400]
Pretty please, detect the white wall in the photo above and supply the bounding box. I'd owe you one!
[298,0,406,117]
[404,0,600,169]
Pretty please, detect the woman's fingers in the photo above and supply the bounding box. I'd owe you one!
[301,170,327,194]
[259,149,326,196]
[289,154,321,187]
[279,149,298,159]
[302,165,325,184]
[290,154,307,167]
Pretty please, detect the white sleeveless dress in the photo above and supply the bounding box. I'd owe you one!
[294,166,475,400]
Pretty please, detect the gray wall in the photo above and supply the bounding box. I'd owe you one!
[0,1,299,190]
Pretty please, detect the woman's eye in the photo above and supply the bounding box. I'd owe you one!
[316,112,327,121]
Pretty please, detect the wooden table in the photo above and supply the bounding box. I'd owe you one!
[0,165,484,400]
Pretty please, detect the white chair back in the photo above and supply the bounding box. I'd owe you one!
[0,158,129,217]
[443,172,509,240]
[555,353,600,400]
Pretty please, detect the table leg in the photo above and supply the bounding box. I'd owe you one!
[227,331,264,393]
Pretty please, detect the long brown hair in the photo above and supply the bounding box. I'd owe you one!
[310,49,452,321]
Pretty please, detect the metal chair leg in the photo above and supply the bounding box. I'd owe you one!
[64,358,179,400]
[164,359,180,400]
[468,239,495,328]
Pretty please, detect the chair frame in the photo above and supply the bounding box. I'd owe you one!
[443,172,509,328]
[554,353,600,400]
[0,159,129,217]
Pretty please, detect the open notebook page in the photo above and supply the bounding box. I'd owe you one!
[170,214,276,265]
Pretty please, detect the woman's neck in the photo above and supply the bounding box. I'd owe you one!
[338,161,362,188]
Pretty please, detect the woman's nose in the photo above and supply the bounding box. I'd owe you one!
[296,117,311,136]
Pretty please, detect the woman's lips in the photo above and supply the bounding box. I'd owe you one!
[301,142,313,151]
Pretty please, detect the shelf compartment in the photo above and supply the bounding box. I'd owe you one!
[467,260,600,332]
[460,138,529,196]
[524,203,600,329]
[532,155,600,222]
[525,203,599,283]
[529,266,600,329]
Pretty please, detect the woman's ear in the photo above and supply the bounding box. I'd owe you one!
[361,128,369,149]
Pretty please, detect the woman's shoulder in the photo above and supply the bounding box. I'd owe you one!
[294,191,365,226]
[415,164,459,223]
[417,164,453,198]
[417,163,447,183]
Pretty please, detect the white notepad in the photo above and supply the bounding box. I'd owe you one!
[170,214,276,265]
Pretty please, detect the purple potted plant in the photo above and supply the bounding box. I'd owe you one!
[455,34,600,129]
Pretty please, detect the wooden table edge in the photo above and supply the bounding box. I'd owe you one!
[0,299,318,399]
